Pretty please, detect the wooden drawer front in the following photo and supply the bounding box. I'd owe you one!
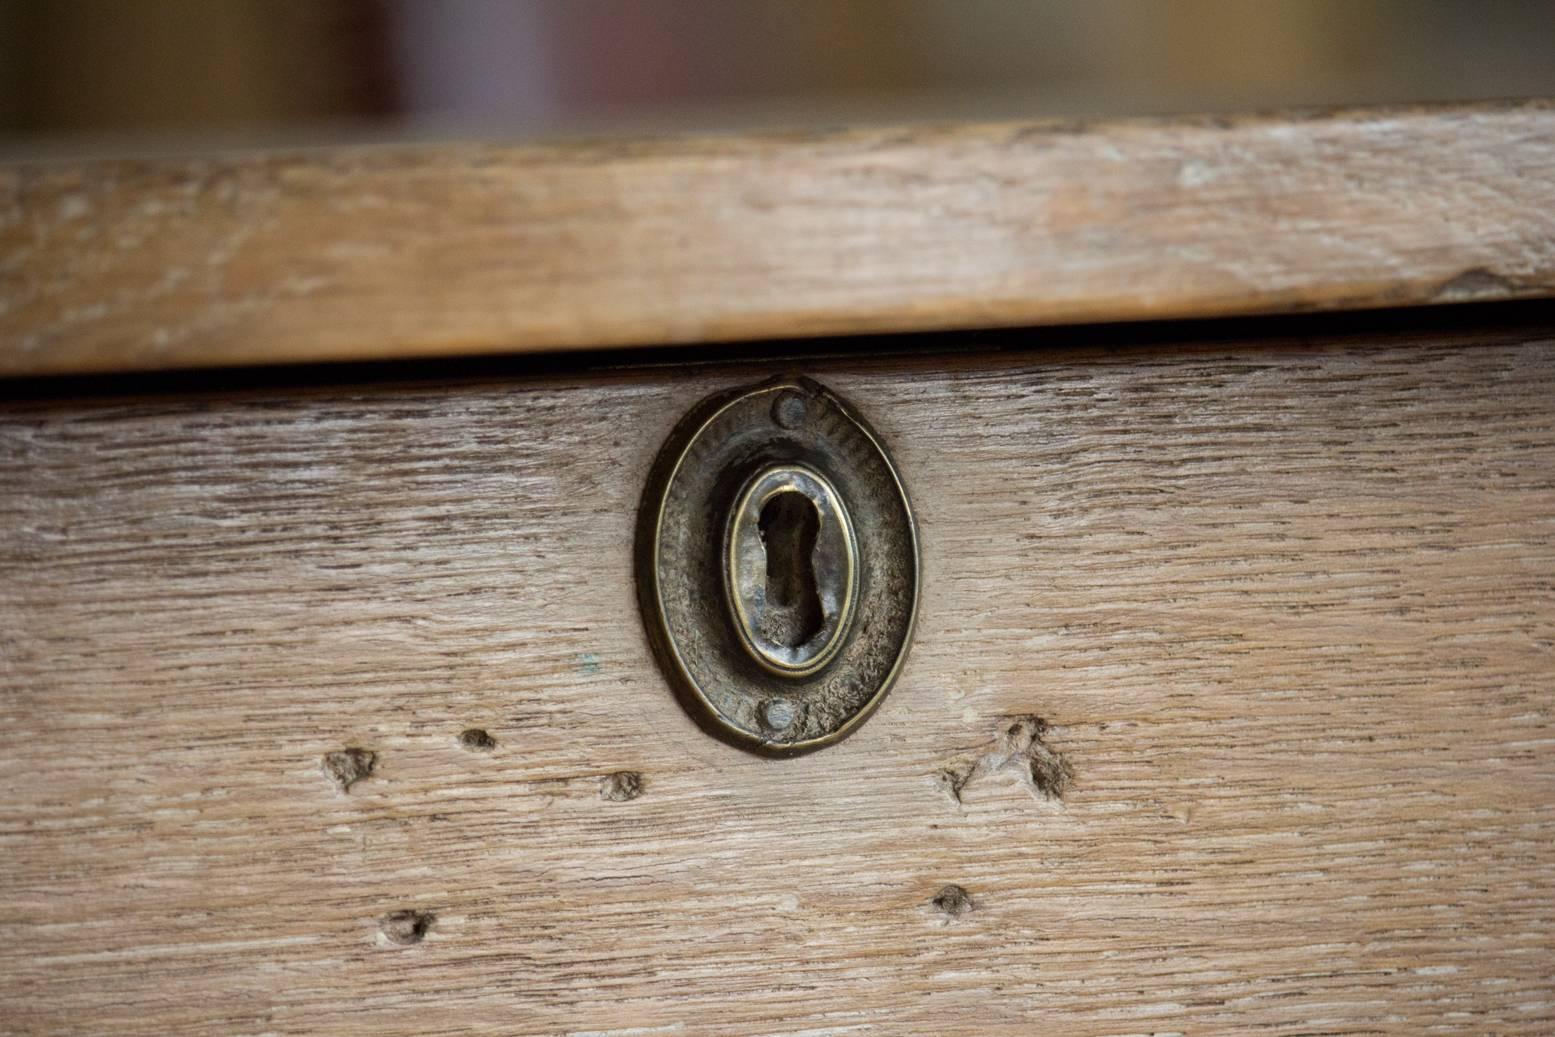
[2,323,1553,1034]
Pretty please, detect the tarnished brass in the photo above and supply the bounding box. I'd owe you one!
[724,463,858,677]
[636,376,918,755]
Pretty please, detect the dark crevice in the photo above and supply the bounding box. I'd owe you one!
[757,490,823,649]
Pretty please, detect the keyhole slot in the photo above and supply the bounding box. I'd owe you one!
[724,462,858,677]
[756,490,824,649]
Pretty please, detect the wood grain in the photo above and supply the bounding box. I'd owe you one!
[3,322,1553,1034]
[4,102,1555,377]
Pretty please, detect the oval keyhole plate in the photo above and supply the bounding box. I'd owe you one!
[636,376,919,756]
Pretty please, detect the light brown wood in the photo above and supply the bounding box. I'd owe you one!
[4,102,1555,377]
[2,320,1552,1034]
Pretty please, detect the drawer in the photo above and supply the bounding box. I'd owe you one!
[3,104,1555,1035]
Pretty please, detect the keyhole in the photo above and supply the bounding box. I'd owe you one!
[723,463,858,676]
[757,491,823,649]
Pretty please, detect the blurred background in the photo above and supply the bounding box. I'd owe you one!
[2,0,1553,150]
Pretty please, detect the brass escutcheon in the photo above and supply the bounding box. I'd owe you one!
[636,376,919,755]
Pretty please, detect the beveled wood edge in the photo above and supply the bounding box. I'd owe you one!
[3,101,1554,377]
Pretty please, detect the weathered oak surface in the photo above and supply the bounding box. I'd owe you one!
[5,102,1555,376]
[2,323,1553,1034]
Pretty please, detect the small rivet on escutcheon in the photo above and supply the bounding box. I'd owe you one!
[763,697,798,732]
[772,390,809,429]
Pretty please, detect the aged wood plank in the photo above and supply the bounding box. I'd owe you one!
[4,102,1555,377]
[3,327,1555,1035]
